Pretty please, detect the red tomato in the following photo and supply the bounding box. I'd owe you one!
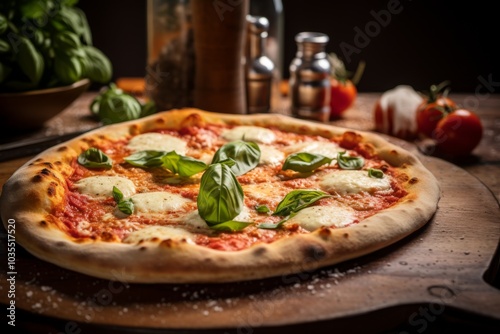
[330,79,357,119]
[416,96,456,137]
[433,109,483,157]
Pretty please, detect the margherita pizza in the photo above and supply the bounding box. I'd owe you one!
[0,109,440,283]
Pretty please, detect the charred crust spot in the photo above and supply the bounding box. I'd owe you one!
[43,162,54,168]
[55,161,62,166]
[130,124,141,135]
[380,164,389,172]
[34,158,43,162]
[390,150,398,155]
[253,247,267,256]
[39,220,48,227]
[303,245,326,261]
[151,237,160,242]
[155,118,166,124]
[100,232,115,242]
[47,181,58,197]
[139,246,147,251]
[31,175,43,183]
[318,227,332,238]
[343,233,349,238]
[40,168,51,176]
[57,146,68,152]
[160,239,174,248]
[409,177,419,184]
[397,174,410,182]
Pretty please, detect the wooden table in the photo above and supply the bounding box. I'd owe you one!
[1,92,499,333]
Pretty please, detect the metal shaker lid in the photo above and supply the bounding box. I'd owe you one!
[295,32,329,44]
[247,15,270,35]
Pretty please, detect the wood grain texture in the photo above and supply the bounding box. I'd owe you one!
[0,92,498,332]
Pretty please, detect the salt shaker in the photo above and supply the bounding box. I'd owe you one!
[289,32,331,122]
[246,15,275,113]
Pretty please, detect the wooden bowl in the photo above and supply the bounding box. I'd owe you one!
[0,79,91,130]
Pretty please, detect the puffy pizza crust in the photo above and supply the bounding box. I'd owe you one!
[0,109,440,283]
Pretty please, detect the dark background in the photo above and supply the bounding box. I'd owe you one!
[78,0,500,93]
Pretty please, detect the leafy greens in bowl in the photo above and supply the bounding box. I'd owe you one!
[0,0,112,93]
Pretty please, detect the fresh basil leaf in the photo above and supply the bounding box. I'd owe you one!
[0,39,11,54]
[112,186,134,215]
[53,31,82,54]
[17,36,44,84]
[82,45,112,83]
[117,198,134,215]
[112,186,124,202]
[255,205,270,213]
[94,88,142,124]
[0,14,7,34]
[54,53,82,84]
[162,151,208,177]
[72,7,92,45]
[337,151,364,170]
[209,221,252,232]
[198,163,244,225]
[282,152,333,173]
[77,148,113,169]
[258,215,293,230]
[124,150,207,177]
[124,150,166,168]
[212,140,261,176]
[19,0,49,19]
[273,189,330,217]
[368,168,384,178]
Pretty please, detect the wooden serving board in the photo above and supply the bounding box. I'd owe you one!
[1,149,500,333]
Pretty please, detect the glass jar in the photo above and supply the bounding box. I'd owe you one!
[289,32,331,122]
[145,0,194,111]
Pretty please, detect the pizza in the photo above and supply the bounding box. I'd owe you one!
[0,109,440,283]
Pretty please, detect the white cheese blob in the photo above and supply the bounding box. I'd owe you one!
[123,226,195,244]
[222,126,276,144]
[259,145,285,166]
[182,211,210,229]
[285,141,342,158]
[286,205,355,231]
[377,85,423,136]
[75,176,136,199]
[127,133,187,154]
[131,192,191,215]
[320,170,392,195]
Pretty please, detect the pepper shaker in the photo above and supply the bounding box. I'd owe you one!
[289,32,331,122]
[246,15,275,114]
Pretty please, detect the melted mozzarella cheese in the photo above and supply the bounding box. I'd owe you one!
[75,176,136,199]
[320,170,392,195]
[222,126,276,144]
[286,205,355,231]
[285,141,341,158]
[127,133,187,154]
[259,145,285,166]
[131,192,190,215]
[243,183,290,204]
[123,226,195,244]
[182,211,210,229]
